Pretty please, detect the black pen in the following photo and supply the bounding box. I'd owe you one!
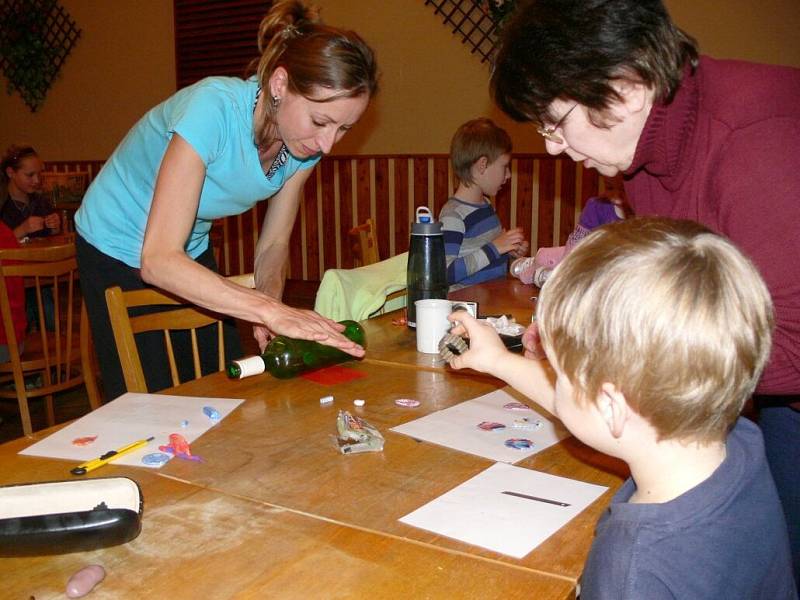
[501,490,571,507]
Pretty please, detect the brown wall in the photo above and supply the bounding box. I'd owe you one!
[1,0,798,160]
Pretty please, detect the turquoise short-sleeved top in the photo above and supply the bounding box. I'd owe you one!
[75,76,319,268]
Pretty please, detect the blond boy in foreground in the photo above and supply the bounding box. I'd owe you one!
[447,218,796,599]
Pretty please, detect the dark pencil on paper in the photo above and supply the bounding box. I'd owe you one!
[502,490,571,507]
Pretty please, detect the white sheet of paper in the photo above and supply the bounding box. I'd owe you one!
[20,393,244,469]
[400,462,608,558]
[390,388,569,463]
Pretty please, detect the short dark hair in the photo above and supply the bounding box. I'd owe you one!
[450,118,512,185]
[490,0,698,125]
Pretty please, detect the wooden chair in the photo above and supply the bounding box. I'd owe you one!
[347,219,407,312]
[348,218,380,267]
[0,243,101,436]
[105,273,254,393]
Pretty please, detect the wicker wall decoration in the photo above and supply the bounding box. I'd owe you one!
[423,0,515,63]
[0,0,81,112]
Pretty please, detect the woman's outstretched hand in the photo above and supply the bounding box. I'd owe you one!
[254,301,365,357]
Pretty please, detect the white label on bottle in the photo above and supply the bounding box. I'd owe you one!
[235,356,266,378]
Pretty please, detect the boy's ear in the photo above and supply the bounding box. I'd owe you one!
[474,156,489,173]
[598,382,628,438]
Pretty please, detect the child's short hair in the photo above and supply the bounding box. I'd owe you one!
[450,118,512,186]
[537,217,774,442]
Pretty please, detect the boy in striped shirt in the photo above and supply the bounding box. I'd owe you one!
[439,118,527,290]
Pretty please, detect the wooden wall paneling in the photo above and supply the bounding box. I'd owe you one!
[581,168,600,206]
[373,157,390,263]
[337,158,355,268]
[393,158,410,255]
[302,165,320,281]
[319,159,338,273]
[173,0,267,89]
[537,159,556,248]
[287,193,303,279]
[432,157,450,219]
[50,154,597,282]
[558,159,578,246]
[44,160,105,181]
[515,157,534,252]
[412,157,429,216]
[494,172,512,232]
[355,158,371,228]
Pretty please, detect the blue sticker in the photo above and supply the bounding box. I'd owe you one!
[203,406,221,420]
[142,452,171,466]
[180,419,189,428]
[504,438,534,450]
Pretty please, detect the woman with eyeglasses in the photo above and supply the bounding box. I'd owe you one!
[0,145,61,241]
[491,0,800,591]
[74,0,377,401]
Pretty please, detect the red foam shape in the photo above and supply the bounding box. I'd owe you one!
[301,365,368,385]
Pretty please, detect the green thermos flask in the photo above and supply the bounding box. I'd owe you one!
[226,320,366,380]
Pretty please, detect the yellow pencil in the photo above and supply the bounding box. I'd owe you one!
[70,436,154,475]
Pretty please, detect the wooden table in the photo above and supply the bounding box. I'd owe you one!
[0,277,626,599]
[1,438,572,599]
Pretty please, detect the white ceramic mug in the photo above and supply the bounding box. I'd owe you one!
[415,299,453,354]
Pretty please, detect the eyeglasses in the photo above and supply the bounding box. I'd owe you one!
[536,104,578,144]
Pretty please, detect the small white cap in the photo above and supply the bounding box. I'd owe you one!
[353,399,365,407]
[319,395,334,405]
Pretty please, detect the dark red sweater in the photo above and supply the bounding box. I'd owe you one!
[625,56,800,394]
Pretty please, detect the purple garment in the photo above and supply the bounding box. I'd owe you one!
[566,197,623,250]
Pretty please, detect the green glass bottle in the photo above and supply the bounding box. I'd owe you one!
[226,320,366,380]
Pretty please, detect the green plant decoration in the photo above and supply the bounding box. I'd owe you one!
[0,0,81,112]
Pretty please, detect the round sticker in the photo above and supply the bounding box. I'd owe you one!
[395,398,421,408]
[142,452,171,466]
[477,421,506,431]
[503,402,532,411]
[504,438,534,450]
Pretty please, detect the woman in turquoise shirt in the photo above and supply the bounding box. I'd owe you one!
[75,0,378,400]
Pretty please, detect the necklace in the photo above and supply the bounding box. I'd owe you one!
[254,86,287,181]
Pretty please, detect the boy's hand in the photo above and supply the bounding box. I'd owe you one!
[522,321,547,360]
[493,227,526,255]
[44,212,61,232]
[509,240,530,258]
[446,311,509,374]
[23,216,46,235]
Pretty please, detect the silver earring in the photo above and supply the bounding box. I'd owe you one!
[272,95,280,109]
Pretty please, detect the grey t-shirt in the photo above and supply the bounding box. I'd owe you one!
[580,418,796,600]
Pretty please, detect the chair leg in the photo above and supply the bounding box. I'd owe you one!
[12,372,33,437]
[80,303,102,410]
[45,393,55,427]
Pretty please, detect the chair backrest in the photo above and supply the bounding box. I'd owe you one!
[105,274,255,393]
[348,218,380,267]
[0,242,100,435]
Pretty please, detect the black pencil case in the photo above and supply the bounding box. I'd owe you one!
[0,476,143,556]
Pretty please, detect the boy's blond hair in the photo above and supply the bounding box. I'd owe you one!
[450,118,512,186]
[537,218,774,442]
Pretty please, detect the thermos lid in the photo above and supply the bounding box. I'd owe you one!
[411,206,442,236]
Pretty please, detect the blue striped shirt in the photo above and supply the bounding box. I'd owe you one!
[439,197,508,290]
